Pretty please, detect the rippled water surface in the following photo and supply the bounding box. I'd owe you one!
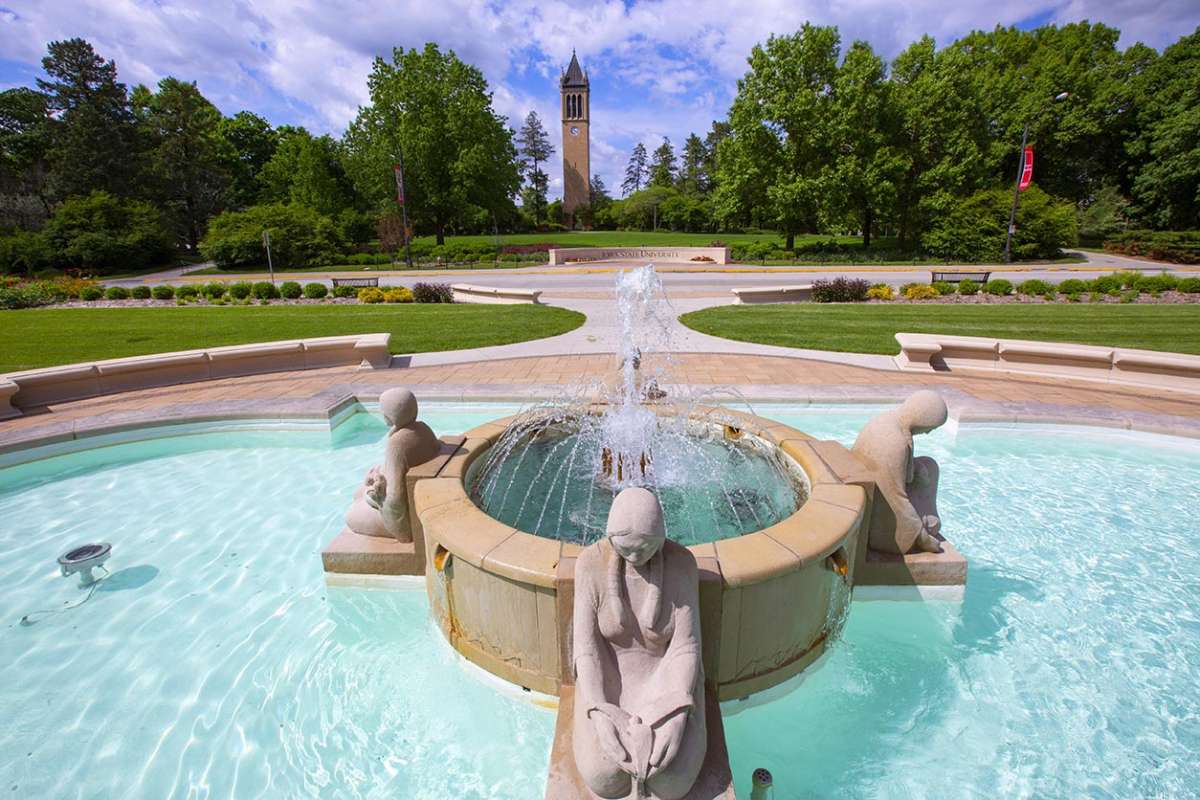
[2,403,1199,799]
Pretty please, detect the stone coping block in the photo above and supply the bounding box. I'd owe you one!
[894,332,1200,395]
[731,284,814,304]
[0,333,392,415]
[856,538,967,586]
[451,284,543,304]
[544,684,735,800]
[548,246,730,265]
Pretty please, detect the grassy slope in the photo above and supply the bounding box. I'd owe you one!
[680,304,1200,355]
[0,305,585,372]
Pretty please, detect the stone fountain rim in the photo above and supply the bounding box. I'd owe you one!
[414,405,867,591]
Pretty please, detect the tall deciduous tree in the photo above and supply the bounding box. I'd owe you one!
[343,43,520,245]
[517,111,553,224]
[37,39,138,199]
[133,77,229,248]
[719,24,840,249]
[259,127,355,217]
[219,111,278,210]
[649,137,678,187]
[622,142,649,195]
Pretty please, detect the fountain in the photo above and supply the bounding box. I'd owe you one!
[323,264,967,798]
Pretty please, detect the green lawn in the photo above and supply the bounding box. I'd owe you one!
[0,305,585,372]
[680,304,1200,355]
[406,231,858,248]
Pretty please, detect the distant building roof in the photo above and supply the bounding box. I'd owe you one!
[561,51,588,87]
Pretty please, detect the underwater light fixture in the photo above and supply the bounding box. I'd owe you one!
[58,542,112,587]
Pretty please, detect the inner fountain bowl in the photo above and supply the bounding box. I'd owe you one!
[465,407,810,545]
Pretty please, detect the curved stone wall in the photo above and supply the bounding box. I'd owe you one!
[415,410,868,700]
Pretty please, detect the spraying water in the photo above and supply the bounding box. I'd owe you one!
[468,265,806,545]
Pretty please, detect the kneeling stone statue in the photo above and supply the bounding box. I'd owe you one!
[851,389,948,555]
[573,487,706,800]
[344,388,440,541]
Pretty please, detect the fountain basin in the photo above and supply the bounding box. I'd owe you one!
[414,408,869,701]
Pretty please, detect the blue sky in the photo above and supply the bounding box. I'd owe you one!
[2,1,1195,200]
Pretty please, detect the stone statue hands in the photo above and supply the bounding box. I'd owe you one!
[587,691,693,786]
[363,467,386,510]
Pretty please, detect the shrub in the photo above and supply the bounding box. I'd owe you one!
[811,277,870,303]
[0,281,64,309]
[1017,279,1053,295]
[104,286,131,300]
[1177,277,1200,293]
[1088,291,1103,303]
[152,285,175,300]
[252,281,280,300]
[332,284,358,299]
[358,287,385,304]
[1088,275,1123,294]
[303,282,328,299]
[0,229,54,276]
[1104,230,1200,265]
[1114,271,1141,288]
[383,287,414,303]
[80,285,104,301]
[1133,274,1178,293]
[1056,279,1088,294]
[131,285,152,299]
[228,281,253,299]
[40,191,173,275]
[1066,292,1082,302]
[904,284,939,300]
[201,203,339,270]
[177,284,201,300]
[866,284,894,301]
[984,279,1013,296]
[1042,291,1056,302]
[412,282,454,303]
[957,279,980,295]
[1120,290,1139,303]
[922,185,1077,262]
[931,281,953,296]
[279,281,303,299]
[203,282,227,299]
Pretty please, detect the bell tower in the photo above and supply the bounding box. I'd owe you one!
[560,50,590,228]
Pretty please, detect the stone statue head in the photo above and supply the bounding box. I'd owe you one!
[897,390,948,435]
[606,486,666,567]
[379,388,419,429]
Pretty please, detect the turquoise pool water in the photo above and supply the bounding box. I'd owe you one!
[2,402,1199,799]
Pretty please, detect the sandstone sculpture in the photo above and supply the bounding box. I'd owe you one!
[572,487,706,800]
[344,388,440,541]
[851,390,948,555]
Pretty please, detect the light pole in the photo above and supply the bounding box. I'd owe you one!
[1005,91,1069,262]
[394,148,414,269]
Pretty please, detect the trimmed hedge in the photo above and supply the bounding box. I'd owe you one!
[1104,230,1200,264]
[104,286,131,300]
[984,279,1014,296]
[131,285,152,299]
[303,282,329,299]
[152,285,175,300]
[279,281,303,299]
[252,281,280,300]
[1017,279,1053,295]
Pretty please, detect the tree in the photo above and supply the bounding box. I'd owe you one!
[42,190,172,273]
[219,111,278,210]
[0,87,53,226]
[622,142,649,196]
[201,202,338,269]
[517,111,553,224]
[343,43,520,245]
[1128,29,1200,229]
[678,133,708,193]
[719,24,841,249]
[37,39,138,199]
[259,127,356,217]
[649,137,678,187]
[133,77,229,249]
[830,40,899,246]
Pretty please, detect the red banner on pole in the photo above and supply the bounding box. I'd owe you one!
[1018,147,1034,191]
[393,163,405,205]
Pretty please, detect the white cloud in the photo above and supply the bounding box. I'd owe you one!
[1,0,1193,197]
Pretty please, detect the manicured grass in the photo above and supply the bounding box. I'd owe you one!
[407,231,854,248]
[680,304,1200,355]
[0,305,585,372]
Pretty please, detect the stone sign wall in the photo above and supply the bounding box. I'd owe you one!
[548,246,730,265]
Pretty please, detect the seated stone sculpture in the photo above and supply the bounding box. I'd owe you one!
[344,388,440,541]
[851,390,948,555]
[572,487,706,800]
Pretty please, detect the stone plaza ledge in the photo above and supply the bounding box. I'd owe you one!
[0,333,392,420]
[548,246,730,265]
[731,285,815,304]
[451,284,543,304]
[894,332,1200,396]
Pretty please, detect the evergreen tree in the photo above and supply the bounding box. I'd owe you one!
[589,173,610,205]
[0,87,53,224]
[37,38,138,199]
[516,111,553,224]
[649,137,678,187]
[679,133,708,192]
[622,142,649,195]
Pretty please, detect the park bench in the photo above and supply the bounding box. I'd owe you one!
[331,277,379,289]
[930,269,991,284]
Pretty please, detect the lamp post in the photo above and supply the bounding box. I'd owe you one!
[1004,91,1069,263]
[394,149,414,269]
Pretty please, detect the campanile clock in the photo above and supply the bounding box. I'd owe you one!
[560,51,590,228]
